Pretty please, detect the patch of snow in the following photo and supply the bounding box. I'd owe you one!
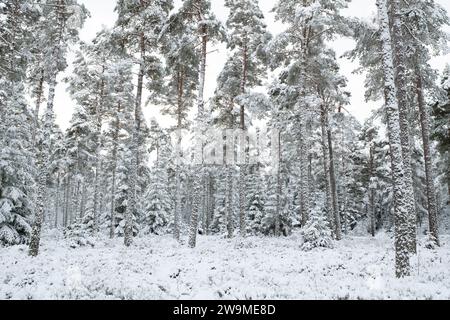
[1,231,449,300]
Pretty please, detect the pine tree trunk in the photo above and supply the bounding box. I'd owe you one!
[226,166,234,238]
[377,0,411,277]
[28,0,67,255]
[32,69,44,146]
[92,76,105,233]
[299,108,310,224]
[174,167,182,241]
[238,40,248,237]
[320,107,334,230]
[28,69,57,257]
[390,0,417,253]
[125,33,146,247]
[274,131,282,237]
[174,69,184,242]
[78,180,84,220]
[369,147,376,237]
[54,173,60,229]
[327,121,342,240]
[415,63,440,246]
[110,102,121,239]
[188,24,208,248]
[29,149,45,256]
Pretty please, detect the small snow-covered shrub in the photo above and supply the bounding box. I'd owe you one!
[424,232,439,250]
[64,211,96,248]
[301,209,333,251]
[0,187,32,246]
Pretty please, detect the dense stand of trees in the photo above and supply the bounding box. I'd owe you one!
[0,0,449,278]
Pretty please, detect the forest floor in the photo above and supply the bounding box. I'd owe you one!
[1,228,450,300]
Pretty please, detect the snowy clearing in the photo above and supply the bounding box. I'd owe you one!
[1,231,449,300]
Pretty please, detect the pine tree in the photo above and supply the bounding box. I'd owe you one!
[174,0,225,248]
[301,206,333,251]
[432,66,450,204]
[158,13,200,241]
[115,0,173,247]
[0,0,39,246]
[223,0,270,237]
[402,0,449,247]
[29,0,88,257]
[270,0,351,232]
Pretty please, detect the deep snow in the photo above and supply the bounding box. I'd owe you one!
[1,230,449,300]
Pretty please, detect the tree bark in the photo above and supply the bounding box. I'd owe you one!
[125,32,146,247]
[239,40,248,237]
[188,23,208,248]
[390,0,417,254]
[377,0,411,277]
[327,120,342,240]
[414,62,440,246]
[320,107,335,231]
[92,74,105,232]
[369,147,376,237]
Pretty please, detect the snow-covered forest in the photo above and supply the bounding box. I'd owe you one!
[1,0,450,300]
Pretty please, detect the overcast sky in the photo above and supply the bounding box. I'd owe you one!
[52,0,450,130]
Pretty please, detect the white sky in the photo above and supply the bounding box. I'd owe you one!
[52,0,450,130]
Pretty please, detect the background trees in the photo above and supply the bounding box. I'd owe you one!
[0,0,449,279]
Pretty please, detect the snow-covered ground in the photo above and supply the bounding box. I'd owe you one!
[1,231,449,300]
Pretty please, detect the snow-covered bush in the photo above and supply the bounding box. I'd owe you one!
[64,224,96,249]
[0,187,32,246]
[301,208,333,251]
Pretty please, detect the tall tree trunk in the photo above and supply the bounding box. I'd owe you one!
[174,69,184,242]
[377,0,411,277]
[238,40,248,237]
[32,69,45,146]
[54,173,60,229]
[327,120,341,240]
[415,62,440,246]
[320,107,334,230]
[110,103,120,238]
[125,32,146,247]
[299,108,310,224]
[369,147,376,237]
[188,24,208,248]
[226,165,234,238]
[28,0,66,256]
[29,69,57,257]
[92,75,105,232]
[390,0,417,253]
[274,131,282,237]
